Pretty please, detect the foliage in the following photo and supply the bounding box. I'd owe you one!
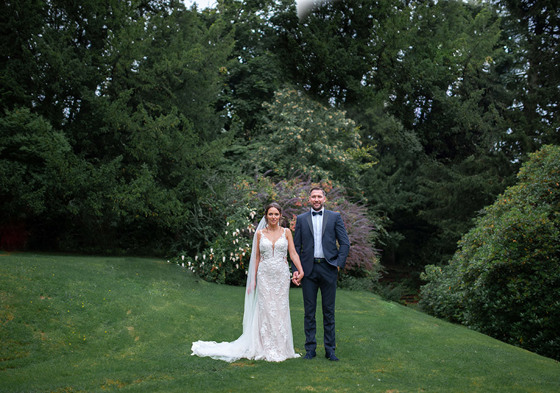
[337,268,385,293]
[170,203,258,286]
[0,1,233,254]
[492,0,560,151]
[80,2,234,254]
[2,0,559,298]
[369,0,517,268]
[418,264,466,323]
[170,176,383,286]
[275,0,410,108]
[0,108,73,219]
[255,88,376,186]
[269,0,521,271]
[407,3,519,265]
[209,0,289,140]
[0,108,103,249]
[420,145,560,360]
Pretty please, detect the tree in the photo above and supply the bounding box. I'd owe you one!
[275,0,411,108]
[379,1,517,267]
[492,0,560,153]
[0,0,234,254]
[208,0,291,140]
[267,1,519,271]
[97,2,234,253]
[252,88,375,188]
[420,145,560,360]
[0,108,76,248]
[0,0,45,111]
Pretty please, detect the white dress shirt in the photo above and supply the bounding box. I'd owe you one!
[312,208,325,259]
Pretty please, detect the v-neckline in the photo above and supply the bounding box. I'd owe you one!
[262,228,285,256]
[262,228,284,247]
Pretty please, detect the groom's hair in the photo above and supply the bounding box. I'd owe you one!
[309,186,326,196]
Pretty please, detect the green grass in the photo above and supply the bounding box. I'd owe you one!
[1,253,559,393]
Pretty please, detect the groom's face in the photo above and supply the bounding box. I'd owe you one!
[309,190,326,211]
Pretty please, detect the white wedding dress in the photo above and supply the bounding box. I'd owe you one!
[191,225,299,362]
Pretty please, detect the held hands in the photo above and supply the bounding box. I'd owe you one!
[291,271,304,286]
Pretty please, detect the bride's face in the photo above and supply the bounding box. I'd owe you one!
[266,207,281,227]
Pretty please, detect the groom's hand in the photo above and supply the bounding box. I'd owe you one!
[292,271,300,286]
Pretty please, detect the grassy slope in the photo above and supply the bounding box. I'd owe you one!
[0,253,558,393]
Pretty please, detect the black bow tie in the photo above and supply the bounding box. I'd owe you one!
[312,211,323,216]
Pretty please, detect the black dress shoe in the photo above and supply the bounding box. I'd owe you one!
[325,352,339,361]
[304,352,316,359]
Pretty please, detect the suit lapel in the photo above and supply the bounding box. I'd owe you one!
[306,209,329,236]
[322,210,329,235]
[305,211,313,234]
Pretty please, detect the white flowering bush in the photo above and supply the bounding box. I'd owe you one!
[169,205,258,285]
[257,88,375,184]
[171,175,383,287]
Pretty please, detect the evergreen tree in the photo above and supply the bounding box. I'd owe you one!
[492,0,560,152]
[0,0,233,253]
[389,1,516,266]
[210,0,291,140]
[271,0,517,269]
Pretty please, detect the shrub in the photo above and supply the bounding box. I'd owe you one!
[263,177,383,276]
[256,88,376,184]
[420,145,560,360]
[171,176,383,287]
[418,264,465,322]
[170,204,257,285]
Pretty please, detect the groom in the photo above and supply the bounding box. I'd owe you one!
[292,186,350,361]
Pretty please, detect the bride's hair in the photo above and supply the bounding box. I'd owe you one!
[264,202,285,227]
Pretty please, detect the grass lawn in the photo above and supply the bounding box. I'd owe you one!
[1,253,559,392]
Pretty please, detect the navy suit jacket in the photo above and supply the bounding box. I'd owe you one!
[293,209,350,274]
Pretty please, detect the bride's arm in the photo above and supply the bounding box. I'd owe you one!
[254,230,261,275]
[247,230,261,293]
[285,229,304,284]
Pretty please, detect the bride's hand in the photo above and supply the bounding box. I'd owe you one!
[291,271,300,286]
[247,279,256,294]
[292,270,304,286]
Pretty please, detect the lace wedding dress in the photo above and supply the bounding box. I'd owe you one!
[191,223,299,362]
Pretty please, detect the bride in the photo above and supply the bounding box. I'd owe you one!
[191,203,305,362]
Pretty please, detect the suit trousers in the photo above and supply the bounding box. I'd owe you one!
[301,260,338,355]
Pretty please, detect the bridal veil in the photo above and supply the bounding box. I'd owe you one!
[190,217,267,362]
